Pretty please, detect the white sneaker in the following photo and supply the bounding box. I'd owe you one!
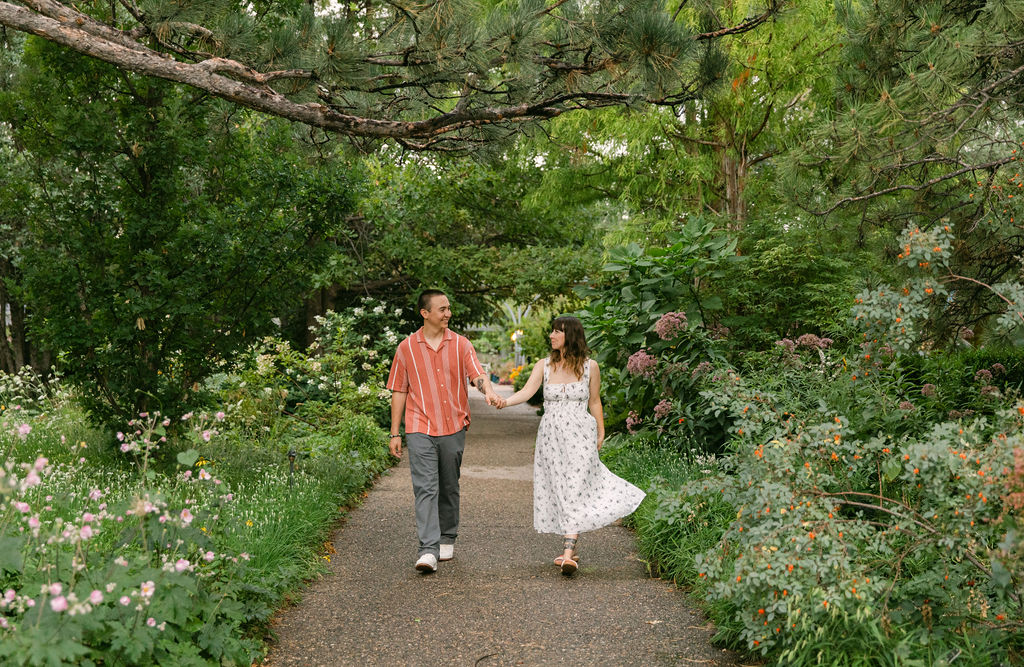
[439,544,454,561]
[415,553,438,573]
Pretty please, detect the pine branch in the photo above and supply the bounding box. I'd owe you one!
[693,1,786,41]
[811,156,1018,216]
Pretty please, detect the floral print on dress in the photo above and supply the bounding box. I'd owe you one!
[533,359,646,534]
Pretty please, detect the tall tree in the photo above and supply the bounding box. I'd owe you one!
[787,0,1024,343]
[522,0,839,236]
[0,40,354,424]
[0,0,785,148]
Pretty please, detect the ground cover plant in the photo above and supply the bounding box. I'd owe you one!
[0,306,393,665]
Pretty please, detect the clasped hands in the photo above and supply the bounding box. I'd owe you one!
[486,393,508,409]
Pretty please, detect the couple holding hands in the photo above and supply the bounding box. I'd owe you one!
[386,290,645,574]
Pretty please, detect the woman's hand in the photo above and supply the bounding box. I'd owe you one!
[597,435,604,451]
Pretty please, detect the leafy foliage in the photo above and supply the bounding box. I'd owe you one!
[0,42,355,426]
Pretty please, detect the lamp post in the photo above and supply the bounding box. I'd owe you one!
[510,329,525,368]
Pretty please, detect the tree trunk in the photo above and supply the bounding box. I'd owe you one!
[722,150,748,229]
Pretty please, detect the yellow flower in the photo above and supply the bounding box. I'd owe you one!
[246,520,253,527]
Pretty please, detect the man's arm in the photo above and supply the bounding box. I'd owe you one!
[471,374,503,408]
[389,390,407,458]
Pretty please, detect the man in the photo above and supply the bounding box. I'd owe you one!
[387,289,503,573]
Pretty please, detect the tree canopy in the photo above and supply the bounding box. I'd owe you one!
[0,0,785,149]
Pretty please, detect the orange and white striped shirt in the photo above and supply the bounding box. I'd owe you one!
[386,328,485,436]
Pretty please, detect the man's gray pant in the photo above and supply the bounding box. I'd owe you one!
[406,429,466,558]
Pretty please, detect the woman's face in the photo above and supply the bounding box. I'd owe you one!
[549,327,565,351]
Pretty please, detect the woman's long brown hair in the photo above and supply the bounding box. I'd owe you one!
[549,316,591,379]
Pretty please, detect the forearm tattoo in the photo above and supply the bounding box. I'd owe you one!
[474,377,486,394]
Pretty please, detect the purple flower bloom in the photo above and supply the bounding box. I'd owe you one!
[654,312,688,340]
[626,410,641,434]
[653,399,673,419]
[898,401,915,411]
[775,338,796,354]
[626,349,659,377]
[691,361,713,379]
[921,384,937,397]
[974,369,993,383]
[795,334,834,350]
[707,322,730,340]
[990,363,1006,376]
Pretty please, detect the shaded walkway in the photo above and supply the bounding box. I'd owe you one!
[263,387,738,666]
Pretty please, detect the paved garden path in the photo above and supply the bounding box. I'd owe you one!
[262,387,739,666]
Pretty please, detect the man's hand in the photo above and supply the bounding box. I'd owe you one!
[389,436,402,458]
[485,391,504,409]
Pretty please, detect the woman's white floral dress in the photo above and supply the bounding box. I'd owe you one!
[533,359,646,534]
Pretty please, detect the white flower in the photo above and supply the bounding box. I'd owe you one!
[140,581,155,598]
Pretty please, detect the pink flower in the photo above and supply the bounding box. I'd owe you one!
[49,596,68,612]
[80,525,94,540]
[89,590,103,605]
[921,384,937,397]
[116,432,125,441]
[82,513,95,523]
[89,489,103,500]
[626,349,658,377]
[49,583,62,596]
[201,430,212,442]
[182,470,192,480]
[146,617,156,627]
[33,457,48,471]
[174,559,190,572]
[203,551,215,562]
[795,334,834,350]
[626,410,641,434]
[180,508,193,525]
[17,423,31,438]
[654,312,688,340]
[653,399,673,419]
[215,411,226,422]
[140,581,155,598]
[24,470,40,487]
[28,516,39,529]
[198,469,211,481]
[14,502,29,513]
[898,401,915,411]
[119,596,131,606]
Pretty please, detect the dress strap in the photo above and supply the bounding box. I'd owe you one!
[582,358,590,383]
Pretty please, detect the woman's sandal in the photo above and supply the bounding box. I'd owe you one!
[558,537,579,575]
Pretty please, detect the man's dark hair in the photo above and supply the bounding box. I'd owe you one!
[418,289,447,312]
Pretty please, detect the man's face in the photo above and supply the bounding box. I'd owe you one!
[421,294,452,329]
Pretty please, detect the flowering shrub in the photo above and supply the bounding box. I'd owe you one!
[654,312,688,340]
[0,417,258,664]
[211,300,398,455]
[625,349,659,378]
[577,219,736,439]
[0,366,391,664]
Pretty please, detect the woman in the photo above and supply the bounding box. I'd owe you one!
[501,316,646,574]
